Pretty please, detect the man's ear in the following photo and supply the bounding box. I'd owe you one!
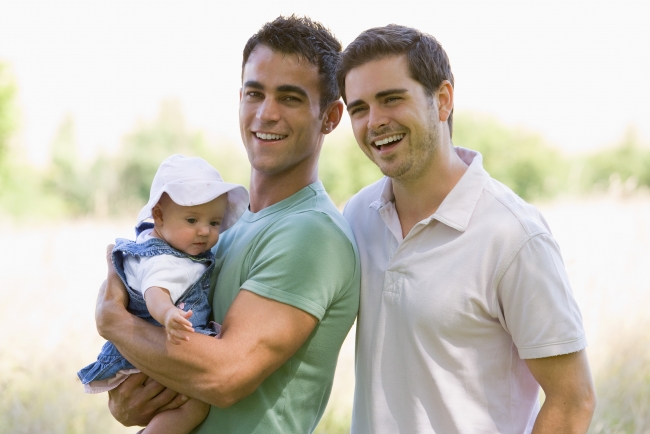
[437,81,454,122]
[321,100,344,134]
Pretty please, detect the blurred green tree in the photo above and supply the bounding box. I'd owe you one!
[319,112,571,206]
[453,112,568,201]
[117,101,205,206]
[319,134,383,206]
[44,115,97,215]
[0,62,18,165]
[109,100,249,216]
[578,128,650,191]
[0,62,67,218]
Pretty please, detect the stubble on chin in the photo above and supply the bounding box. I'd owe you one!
[385,126,439,184]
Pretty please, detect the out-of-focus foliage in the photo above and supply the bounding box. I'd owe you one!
[453,112,569,201]
[320,112,575,204]
[44,115,97,215]
[0,62,67,218]
[0,63,18,164]
[0,352,127,434]
[575,129,650,193]
[102,101,248,214]
[98,100,250,217]
[2,85,650,221]
[0,94,250,220]
[0,158,67,218]
[24,101,249,220]
[589,327,650,433]
[315,408,353,434]
[319,134,383,206]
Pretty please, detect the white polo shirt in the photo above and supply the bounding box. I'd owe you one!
[344,148,587,434]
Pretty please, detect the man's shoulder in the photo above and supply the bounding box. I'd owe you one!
[479,177,551,239]
[267,205,355,251]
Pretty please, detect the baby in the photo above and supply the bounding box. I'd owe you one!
[78,154,248,433]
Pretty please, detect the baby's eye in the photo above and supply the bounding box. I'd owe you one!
[210,221,221,227]
[186,218,197,224]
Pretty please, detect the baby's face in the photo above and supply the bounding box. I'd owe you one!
[154,194,228,256]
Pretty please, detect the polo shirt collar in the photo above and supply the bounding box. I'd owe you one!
[370,147,488,233]
[369,177,395,211]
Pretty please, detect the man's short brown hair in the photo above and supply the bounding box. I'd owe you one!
[337,25,455,136]
[243,15,342,116]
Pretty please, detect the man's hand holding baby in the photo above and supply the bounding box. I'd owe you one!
[96,244,129,339]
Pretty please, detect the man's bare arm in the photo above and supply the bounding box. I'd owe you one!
[96,249,318,410]
[526,349,596,433]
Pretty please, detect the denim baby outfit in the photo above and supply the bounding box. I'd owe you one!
[77,222,218,391]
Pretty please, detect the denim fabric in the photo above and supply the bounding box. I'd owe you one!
[77,222,217,385]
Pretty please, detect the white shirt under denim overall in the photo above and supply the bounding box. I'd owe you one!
[77,222,218,392]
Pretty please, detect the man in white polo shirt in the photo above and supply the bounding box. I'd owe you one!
[337,25,596,433]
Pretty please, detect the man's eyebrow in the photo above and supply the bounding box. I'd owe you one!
[346,99,366,112]
[243,80,264,90]
[276,84,309,98]
[375,88,408,99]
[347,89,410,112]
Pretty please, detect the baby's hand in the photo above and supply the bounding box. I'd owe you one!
[163,307,195,345]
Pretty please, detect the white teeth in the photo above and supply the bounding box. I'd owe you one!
[256,132,287,140]
[374,134,405,147]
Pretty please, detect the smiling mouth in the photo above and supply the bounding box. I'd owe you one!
[256,132,288,141]
[372,134,405,150]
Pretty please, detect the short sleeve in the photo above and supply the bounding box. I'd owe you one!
[498,233,587,359]
[139,255,206,303]
[241,211,357,321]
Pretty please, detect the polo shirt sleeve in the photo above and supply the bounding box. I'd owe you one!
[498,233,587,359]
[240,211,357,321]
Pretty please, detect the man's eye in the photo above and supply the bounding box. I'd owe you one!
[186,218,197,224]
[350,107,366,116]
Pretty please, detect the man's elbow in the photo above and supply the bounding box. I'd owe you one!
[568,387,597,433]
[572,375,597,418]
[581,383,597,420]
[208,386,247,409]
[206,392,239,409]
[201,369,259,409]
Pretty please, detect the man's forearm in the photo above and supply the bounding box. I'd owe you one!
[532,395,596,434]
[96,261,318,409]
[526,351,596,434]
[98,301,238,407]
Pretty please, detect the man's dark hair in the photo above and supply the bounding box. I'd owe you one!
[337,24,455,136]
[242,15,342,115]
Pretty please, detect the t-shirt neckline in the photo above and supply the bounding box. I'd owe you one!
[241,181,324,222]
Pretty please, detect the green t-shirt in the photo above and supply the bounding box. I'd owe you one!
[193,182,360,433]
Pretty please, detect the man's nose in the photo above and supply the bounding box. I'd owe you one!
[257,98,281,123]
[368,106,389,131]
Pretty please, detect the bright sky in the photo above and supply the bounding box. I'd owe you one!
[1,0,648,166]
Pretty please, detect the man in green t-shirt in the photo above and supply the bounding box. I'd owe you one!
[95,16,360,433]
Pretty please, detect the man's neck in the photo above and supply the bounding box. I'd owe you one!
[248,164,319,213]
[393,145,468,238]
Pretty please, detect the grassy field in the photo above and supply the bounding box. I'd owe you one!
[1,192,649,433]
